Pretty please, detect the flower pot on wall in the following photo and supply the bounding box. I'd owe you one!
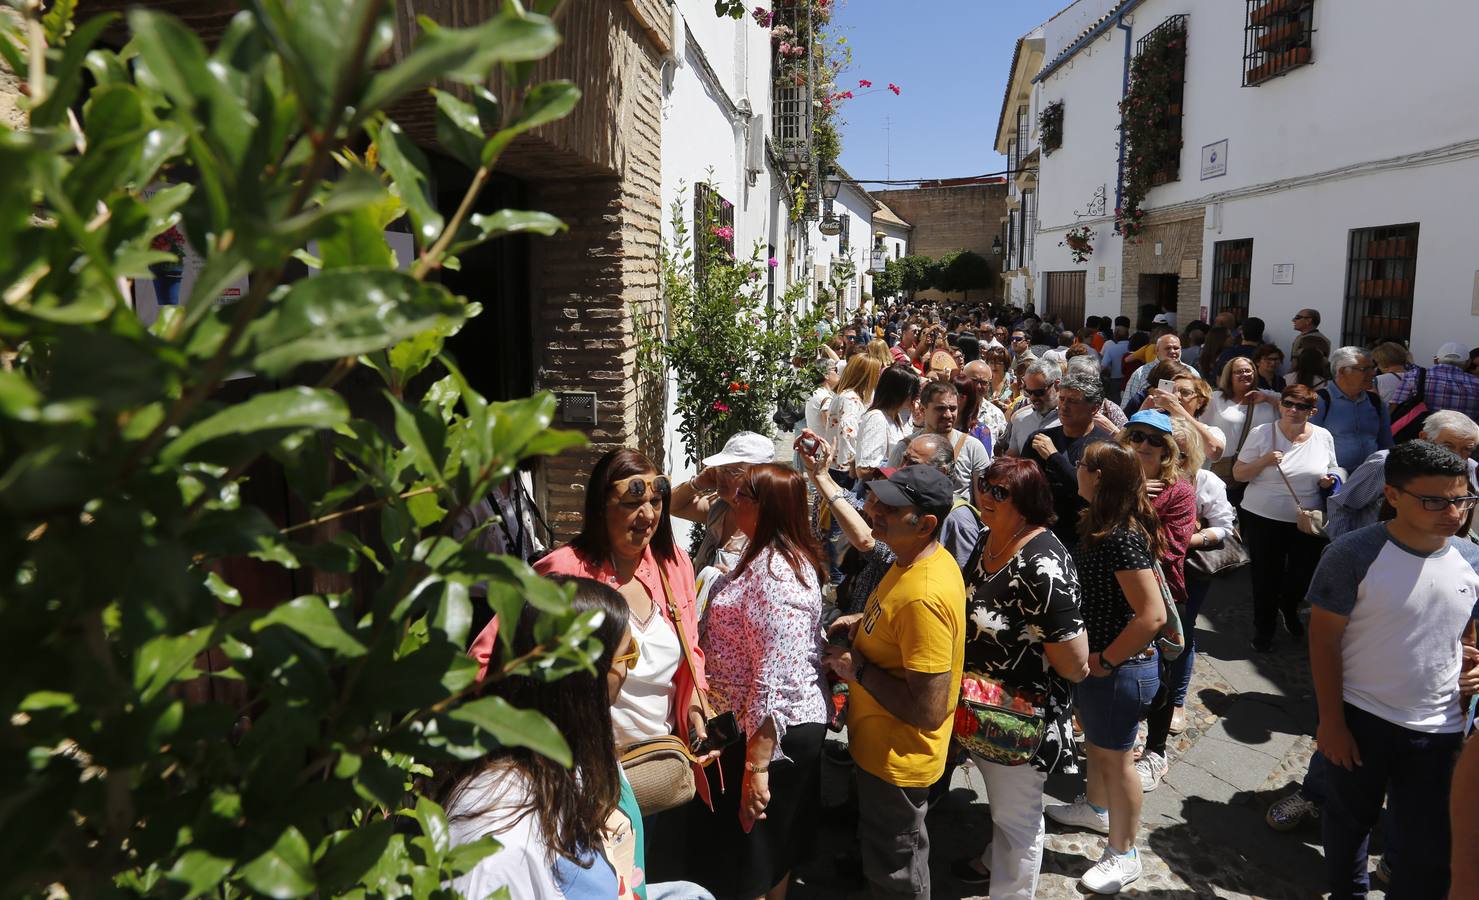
[1288,46,1311,68]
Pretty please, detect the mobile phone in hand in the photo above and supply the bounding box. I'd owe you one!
[1158,378,1176,395]
[691,711,741,754]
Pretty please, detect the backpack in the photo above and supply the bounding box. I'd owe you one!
[1389,367,1430,442]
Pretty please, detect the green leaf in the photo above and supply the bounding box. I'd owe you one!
[481,80,581,164]
[250,271,466,377]
[318,206,396,270]
[390,396,448,487]
[240,825,316,899]
[431,88,488,171]
[253,595,366,657]
[42,0,78,45]
[447,696,571,767]
[443,834,502,877]
[31,13,117,128]
[386,327,447,385]
[373,119,442,247]
[316,820,394,895]
[357,9,561,119]
[447,209,565,255]
[167,849,234,900]
[410,795,450,856]
[135,626,215,702]
[161,388,350,465]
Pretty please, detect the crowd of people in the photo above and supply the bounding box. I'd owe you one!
[435,300,1479,899]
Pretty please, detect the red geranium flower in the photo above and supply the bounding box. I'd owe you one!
[858,78,872,88]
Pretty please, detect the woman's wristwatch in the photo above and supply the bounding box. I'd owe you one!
[827,489,849,505]
[744,761,769,774]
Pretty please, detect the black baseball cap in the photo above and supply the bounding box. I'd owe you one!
[867,466,955,520]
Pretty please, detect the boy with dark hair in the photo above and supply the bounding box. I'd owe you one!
[1308,440,1479,898]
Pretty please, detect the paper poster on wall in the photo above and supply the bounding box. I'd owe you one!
[1273,264,1295,284]
[1200,140,1228,181]
[133,184,250,328]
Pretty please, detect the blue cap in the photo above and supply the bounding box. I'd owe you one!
[1127,409,1174,433]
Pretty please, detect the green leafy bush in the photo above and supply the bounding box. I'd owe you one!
[645,187,824,466]
[0,1,603,896]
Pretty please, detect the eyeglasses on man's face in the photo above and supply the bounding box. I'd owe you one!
[1022,386,1051,398]
[1394,487,1479,513]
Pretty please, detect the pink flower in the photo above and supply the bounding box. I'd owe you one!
[767,257,779,268]
[887,83,901,95]
[779,40,793,55]
[858,78,872,88]
[751,6,772,27]
[712,401,731,412]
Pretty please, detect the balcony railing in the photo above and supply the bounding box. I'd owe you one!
[770,2,813,171]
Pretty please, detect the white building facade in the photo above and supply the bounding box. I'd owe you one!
[995,27,1046,312]
[808,173,881,318]
[1028,0,1479,359]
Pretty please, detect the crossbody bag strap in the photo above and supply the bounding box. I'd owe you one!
[1231,400,1256,456]
[952,430,968,458]
[658,566,714,720]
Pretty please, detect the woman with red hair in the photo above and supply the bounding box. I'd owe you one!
[951,457,1090,897]
[691,464,829,899]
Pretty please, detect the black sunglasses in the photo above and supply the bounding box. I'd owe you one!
[1395,487,1479,512]
[1280,400,1315,412]
[973,479,1010,502]
[1023,386,1051,397]
[1127,430,1168,449]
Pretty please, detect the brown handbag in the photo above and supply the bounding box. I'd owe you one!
[619,568,714,815]
[1210,402,1255,500]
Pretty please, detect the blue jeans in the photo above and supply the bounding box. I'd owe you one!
[1321,703,1461,899]
[1075,653,1159,751]
[824,469,854,585]
[1168,577,1212,707]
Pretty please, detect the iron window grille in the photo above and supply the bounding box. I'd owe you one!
[1342,223,1419,348]
[1007,210,1018,272]
[770,3,814,168]
[1243,0,1315,86]
[1016,106,1029,157]
[694,182,735,287]
[1210,239,1253,324]
[838,214,850,253]
[1006,139,1018,178]
[1022,191,1037,267]
[1131,15,1188,186]
[1040,101,1064,155]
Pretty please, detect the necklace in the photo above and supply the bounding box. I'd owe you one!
[985,522,1032,563]
[608,555,657,629]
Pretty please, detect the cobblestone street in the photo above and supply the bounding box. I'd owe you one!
[792,568,1370,899]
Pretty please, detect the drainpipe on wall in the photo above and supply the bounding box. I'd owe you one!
[1114,14,1134,223]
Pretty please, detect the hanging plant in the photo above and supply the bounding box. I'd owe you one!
[1061,224,1095,264]
[1115,21,1187,239]
[1039,101,1064,155]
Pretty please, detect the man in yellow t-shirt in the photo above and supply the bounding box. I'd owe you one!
[824,466,965,900]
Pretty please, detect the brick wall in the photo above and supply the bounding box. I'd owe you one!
[870,184,1008,261]
[1121,208,1206,328]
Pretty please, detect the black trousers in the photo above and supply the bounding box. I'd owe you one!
[1239,508,1327,640]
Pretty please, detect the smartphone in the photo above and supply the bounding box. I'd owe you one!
[692,711,741,754]
[1158,378,1176,395]
[825,625,852,649]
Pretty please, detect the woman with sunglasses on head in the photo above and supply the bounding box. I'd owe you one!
[1232,384,1344,652]
[467,449,716,879]
[1045,442,1167,895]
[692,465,829,900]
[950,458,1089,897]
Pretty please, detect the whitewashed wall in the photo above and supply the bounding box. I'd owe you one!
[808,181,878,315]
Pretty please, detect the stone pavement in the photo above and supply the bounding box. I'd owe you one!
[790,568,1377,899]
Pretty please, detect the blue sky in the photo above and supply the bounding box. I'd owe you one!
[832,0,1067,186]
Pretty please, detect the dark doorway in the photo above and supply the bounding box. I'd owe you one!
[1043,271,1087,331]
[1139,274,1180,323]
[434,153,534,403]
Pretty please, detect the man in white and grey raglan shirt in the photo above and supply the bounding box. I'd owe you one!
[1308,440,1479,899]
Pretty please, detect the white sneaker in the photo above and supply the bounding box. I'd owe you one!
[1044,795,1110,834]
[1136,751,1169,792]
[1080,846,1142,894]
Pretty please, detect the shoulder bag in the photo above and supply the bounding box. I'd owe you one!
[1150,560,1187,661]
[1276,462,1328,538]
[953,672,1047,767]
[1391,366,1430,442]
[1209,399,1255,504]
[618,569,715,815]
[1185,523,1249,579]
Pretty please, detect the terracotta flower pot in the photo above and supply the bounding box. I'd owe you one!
[1289,46,1311,67]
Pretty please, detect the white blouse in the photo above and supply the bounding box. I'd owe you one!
[610,609,681,748]
[1202,390,1281,460]
[855,408,911,471]
[1236,422,1345,523]
[826,389,868,469]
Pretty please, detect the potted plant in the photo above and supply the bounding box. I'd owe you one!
[1061,225,1095,264]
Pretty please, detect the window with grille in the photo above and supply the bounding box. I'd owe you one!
[1342,223,1419,347]
[1244,0,1315,86]
[1016,106,1029,156]
[766,243,777,310]
[1210,239,1253,323]
[694,183,735,281]
[839,214,850,253]
[1007,139,1018,176]
[1022,191,1037,266]
[1007,210,1019,271]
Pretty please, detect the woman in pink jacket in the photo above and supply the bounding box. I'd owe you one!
[467,449,713,878]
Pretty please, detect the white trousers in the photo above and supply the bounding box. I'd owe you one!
[970,755,1049,900]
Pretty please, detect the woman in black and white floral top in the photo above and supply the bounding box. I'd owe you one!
[951,457,1089,898]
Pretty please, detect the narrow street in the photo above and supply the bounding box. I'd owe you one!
[795,567,1356,900]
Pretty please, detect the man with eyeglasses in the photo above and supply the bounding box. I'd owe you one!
[1307,439,1479,899]
[1121,333,1199,402]
[1313,346,1393,472]
[1290,308,1326,360]
[1006,359,1063,456]
[1022,373,1115,549]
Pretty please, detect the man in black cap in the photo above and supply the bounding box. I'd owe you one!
[823,466,966,900]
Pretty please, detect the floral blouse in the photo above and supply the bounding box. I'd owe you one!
[700,546,829,760]
[826,389,868,469]
[962,531,1085,774]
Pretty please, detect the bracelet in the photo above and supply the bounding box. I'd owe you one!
[744,761,769,774]
[827,490,848,504]
[1099,652,1121,671]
